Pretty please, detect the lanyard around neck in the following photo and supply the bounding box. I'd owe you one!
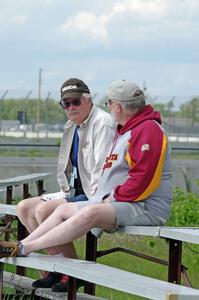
[73,127,79,168]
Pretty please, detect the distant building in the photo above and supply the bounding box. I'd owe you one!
[163,117,199,135]
[0,120,20,131]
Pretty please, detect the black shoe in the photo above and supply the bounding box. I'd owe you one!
[32,272,62,288]
[51,274,86,293]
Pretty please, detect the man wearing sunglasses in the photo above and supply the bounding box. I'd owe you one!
[16,77,115,292]
[1,80,173,294]
[0,80,173,296]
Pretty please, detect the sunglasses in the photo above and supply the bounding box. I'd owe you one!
[105,99,115,108]
[59,98,81,109]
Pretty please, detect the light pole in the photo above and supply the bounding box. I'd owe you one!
[37,68,42,138]
[0,90,8,134]
[45,91,51,138]
[23,91,32,137]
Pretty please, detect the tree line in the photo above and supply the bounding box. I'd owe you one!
[0,96,199,125]
[153,97,199,125]
[0,98,66,124]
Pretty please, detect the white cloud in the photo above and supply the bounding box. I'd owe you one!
[59,0,199,46]
[12,14,28,25]
[112,0,161,15]
[0,0,199,104]
[60,11,109,41]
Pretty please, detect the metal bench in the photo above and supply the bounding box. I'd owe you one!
[0,173,52,277]
[3,271,106,300]
[0,173,52,239]
[85,226,199,294]
[1,254,199,300]
[0,172,53,205]
[0,204,199,300]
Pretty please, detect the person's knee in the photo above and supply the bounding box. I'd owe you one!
[54,204,64,216]
[53,203,77,221]
[16,198,34,219]
[35,202,51,223]
[79,206,99,227]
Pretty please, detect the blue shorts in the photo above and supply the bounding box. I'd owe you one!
[66,194,88,203]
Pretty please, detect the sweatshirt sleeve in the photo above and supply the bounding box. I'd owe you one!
[113,121,168,202]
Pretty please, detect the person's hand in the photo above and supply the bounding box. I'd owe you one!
[103,196,112,203]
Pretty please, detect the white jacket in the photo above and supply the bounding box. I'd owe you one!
[57,105,115,199]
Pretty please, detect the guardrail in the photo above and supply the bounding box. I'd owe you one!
[0,144,59,147]
[0,144,199,152]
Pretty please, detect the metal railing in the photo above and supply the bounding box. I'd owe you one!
[0,144,199,154]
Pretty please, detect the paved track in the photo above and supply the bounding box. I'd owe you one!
[0,157,198,168]
[0,157,198,194]
[0,157,57,166]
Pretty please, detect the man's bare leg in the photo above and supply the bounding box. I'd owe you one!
[17,197,66,232]
[18,198,78,288]
[18,199,77,257]
[33,199,68,255]
[21,202,116,255]
[16,197,43,233]
[34,199,66,225]
[21,202,78,243]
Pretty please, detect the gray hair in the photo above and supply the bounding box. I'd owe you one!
[120,92,146,113]
[82,93,93,102]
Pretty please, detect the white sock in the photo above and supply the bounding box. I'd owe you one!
[18,242,26,256]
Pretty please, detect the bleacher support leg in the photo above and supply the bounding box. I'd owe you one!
[16,219,27,276]
[37,180,44,196]
[0,262,3,300]
[5,186,13,240]
[168,239,182,284]
[68,276,77,300]
[84,232,97,295]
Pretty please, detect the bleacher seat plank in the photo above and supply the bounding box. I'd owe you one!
[1,254,199,300]
[3,272,107,300]
[160,227,199,244]
[35,290,107,300]
[0,204,16,216]
[118,225,161,236]
[117,226,199,244]
[0,172,52,188]
[3,271,33,295]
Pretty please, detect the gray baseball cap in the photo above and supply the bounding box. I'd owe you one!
[106,80,144,102]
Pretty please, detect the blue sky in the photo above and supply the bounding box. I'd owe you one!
[0,0,199,108]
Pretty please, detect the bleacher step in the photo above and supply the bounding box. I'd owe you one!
[3,272,107,300]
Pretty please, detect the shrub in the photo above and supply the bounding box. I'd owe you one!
[167,187,199,226]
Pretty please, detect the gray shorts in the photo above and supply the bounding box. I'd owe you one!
[76,200,166,238]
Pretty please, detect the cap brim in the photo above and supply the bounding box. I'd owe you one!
[61,92,82,100]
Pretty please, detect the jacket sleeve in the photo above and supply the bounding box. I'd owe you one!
[91,120,115,192]
[113,121,168,202]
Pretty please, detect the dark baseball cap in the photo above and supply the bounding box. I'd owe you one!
[61,78,90,100]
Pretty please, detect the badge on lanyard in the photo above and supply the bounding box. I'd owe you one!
[69,166,78,188]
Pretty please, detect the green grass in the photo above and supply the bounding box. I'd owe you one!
[0,149,58,157]
[172,152,199,160]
